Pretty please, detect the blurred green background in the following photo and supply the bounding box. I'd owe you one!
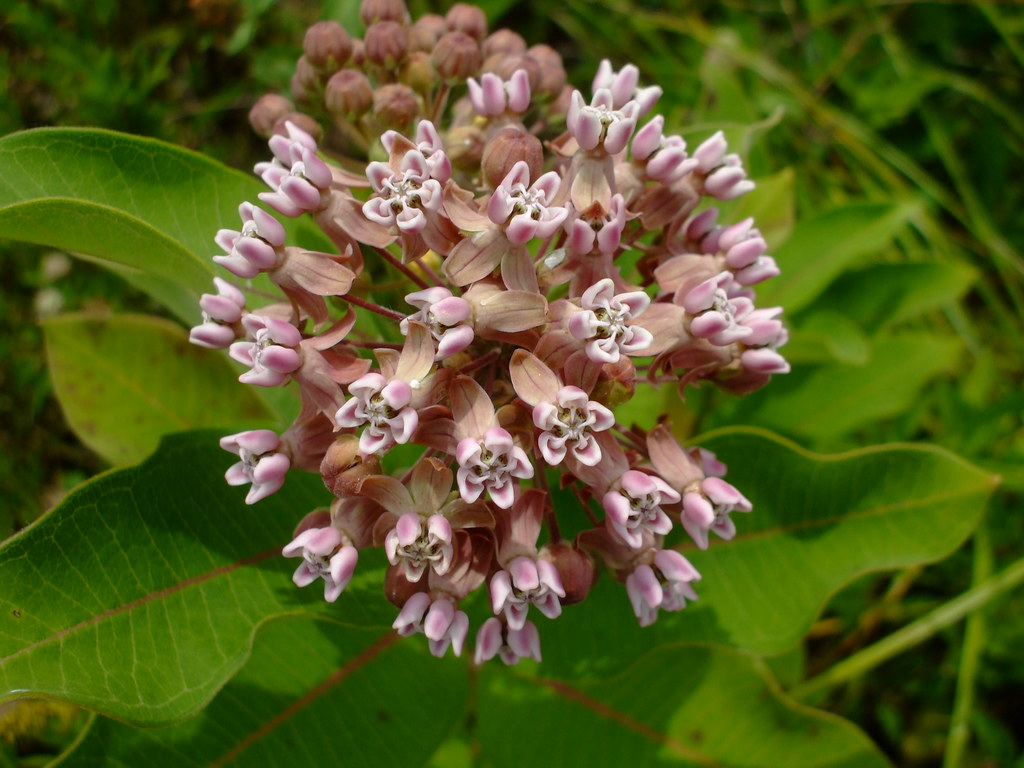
[1,0,1022,766]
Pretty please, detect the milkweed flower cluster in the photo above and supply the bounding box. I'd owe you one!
[192,0,789,664]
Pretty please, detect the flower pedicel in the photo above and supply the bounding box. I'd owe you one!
[192,0,790,664]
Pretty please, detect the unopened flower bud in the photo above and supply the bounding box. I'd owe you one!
[360,0,409,25]
[249,94,294,138]
[364,20,409,67]
[384,567,425,608]
[408,14,446,51]
[372,83,419,131]
[324,69,374,118]
[293,55,322,96]
[483,28,526,58]
[432,31,481,80]
[400,50,436,93]
[303,21,353,71]
[320,435,381,497]
[542,542,597,606]
[482,127,543,189]
[350,38,366,67]
[488,53,541,93]
[446,2,487,40]
[446,124,486,171]
[527,44,566,97]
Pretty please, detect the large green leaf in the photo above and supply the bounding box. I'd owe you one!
[477,646,891,768]
[0,129,229,308]
[757,201,920,312]
[57,618,468,768]
[809,261,978,330]
[0,128,329,322]
[739,334,962,443]
[56,622,889,768]
[0,432,390,727]
[44,312,275,465]
[538,428,997,672]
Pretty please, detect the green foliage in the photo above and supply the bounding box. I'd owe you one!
[0,429,995,762]
[43,313,275,465]
[2,0,1023,765]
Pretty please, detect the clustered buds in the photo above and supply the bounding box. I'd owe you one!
[192,0,790,665]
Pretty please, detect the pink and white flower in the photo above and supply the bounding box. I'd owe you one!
[569,278,654,363]
[283,525,358,602]
[625,549,701,626]
[603,469,678,549]
[229,314,302,387]
[220,429,290,504]
[474,617,542,665]
[393,592,469,658]
[681,477,753,549]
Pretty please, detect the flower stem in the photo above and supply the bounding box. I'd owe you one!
[943,517,993,768]
[345,294,406,321]
[373,246,430,289]
[789,550,1024,702]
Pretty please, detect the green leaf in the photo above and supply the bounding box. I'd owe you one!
[56,626,885,768]
[0,128,329,321]
[0,129,228,308]
[539,428,996,668]
[0,432,389,727]
[745,334,962,442]
[724,166,796,247]
[43,313,275,465]
[783,309,871,365]
[57,617,468,768]
[477,646,891,768]
[810,261,978,330]
[758,201,921,312]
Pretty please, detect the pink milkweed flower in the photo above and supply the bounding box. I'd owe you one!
[402,287,475,359]
[630,115,699,185]
[456,427,534,508]
[220,429,291,504]
[213,202,286,279]
[393,592,470,658]
[568,278,654,364]
[692,131,754,200]
[487,161,568,245]
[362,150,443,235]
[335,322,435,455]
[336,373,418,454]
[229,314,303,387]
[625,549,701,626]
[509,348,614,467]
[682,272,755,347]
[283,524,358,602]
[385,513,454,582]
[190,277,246,349]
[255,121,333,217]
[382,120,452,183]
[567,88,640,155]
[474,617,542,665]
[489,490,565,629]
[603,469,678,549]
[592,59,661,115]
[681,477,753,550]
[450,376,534,509]
[490,556,565,630]
[534,386,614,466]
[467,69,531,117]
[564,193,627,256]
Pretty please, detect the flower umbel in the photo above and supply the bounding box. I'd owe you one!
[193,0,790,663]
